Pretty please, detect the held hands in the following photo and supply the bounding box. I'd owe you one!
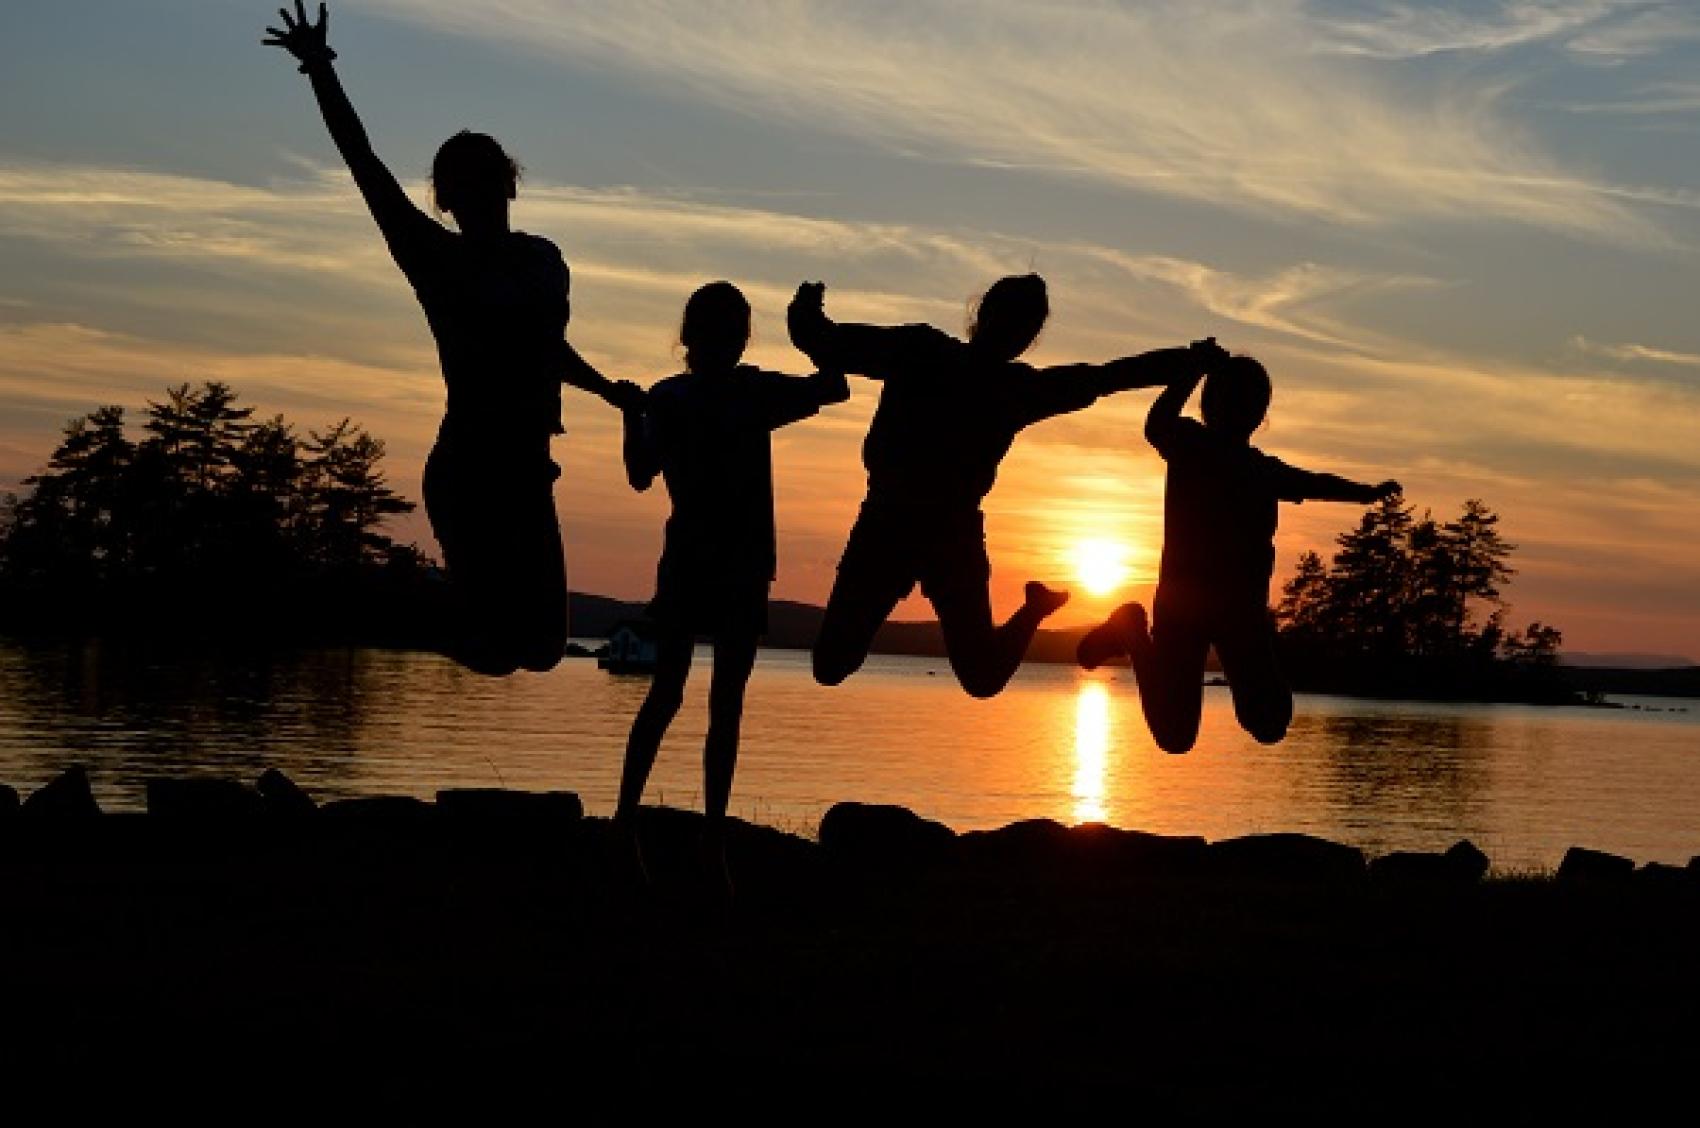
[1370,480,1402,502]
[790,281,826,315]
[1188,336,1231,371]
[609,379,647,415]
[264,1,337,71]
[788,281,828,350]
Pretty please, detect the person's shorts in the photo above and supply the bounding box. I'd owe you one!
[1152,575,1275,653]
[422,434,565,619]
[834,503,991,608]
[647,548,771,639]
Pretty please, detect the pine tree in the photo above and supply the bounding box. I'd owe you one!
[1326,493,1414,659]
[1276,550,1331,639]
[0,382,427,640]
[302,419,414,570]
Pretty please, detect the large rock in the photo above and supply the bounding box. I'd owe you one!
[320,795,434,818]
[147,778,265,818]
[1557,846,1635,886]
[1445,839,1491,881]
[1209,833,1365,884]
[1370,839,1490,886]
[1634,861,1689,891]
[0,782,18,816]
[956,818,1207,876]
[21,766,100,817]
[436,788,583,821]
[256,769,317,816]
[818,802,956,869]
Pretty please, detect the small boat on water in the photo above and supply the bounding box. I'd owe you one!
[597,619,658,675]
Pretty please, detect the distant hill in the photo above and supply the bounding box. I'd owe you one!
[1560,651,1697,670]
[568,592,1099,665]
[1558,664,1700,699]
[570,592,1698,696]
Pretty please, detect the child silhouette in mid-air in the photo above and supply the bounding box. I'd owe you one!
[1078,343,1399,753]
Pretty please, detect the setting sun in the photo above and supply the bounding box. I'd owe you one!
[1071,538,1133,598]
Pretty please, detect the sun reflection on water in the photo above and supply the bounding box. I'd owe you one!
[1073,679,1112,823]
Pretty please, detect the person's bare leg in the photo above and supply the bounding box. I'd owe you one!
[701,632,759,897]
[812,559,908,687]
[615,631,695,821]
[1215,608,1293,745]
[703,632,759,827]
[1079,598,1208,753]
[935,579,1070,700]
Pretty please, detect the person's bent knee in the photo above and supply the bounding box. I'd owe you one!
[958,671,1004,700]
[1150,722,1200,755]
[1246,720,1289,746]
[513,629,567,673]
[812,646,860,687]
[518,649,563,674]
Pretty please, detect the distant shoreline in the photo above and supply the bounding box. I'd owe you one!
[3,587,1695,702]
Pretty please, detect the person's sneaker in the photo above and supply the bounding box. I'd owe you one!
[1023,580,1071,618]
[1077,601,1148,670]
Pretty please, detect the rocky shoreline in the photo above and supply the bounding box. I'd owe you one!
[4,766,1698,1118]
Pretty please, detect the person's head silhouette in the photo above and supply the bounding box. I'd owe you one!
[968,273,1048,361]
[431,130,521,233]
[680,281,752,373]
[1201,355,1271,441]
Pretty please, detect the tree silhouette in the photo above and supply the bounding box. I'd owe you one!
[1275,496,1567,702]
[0,382,431,644]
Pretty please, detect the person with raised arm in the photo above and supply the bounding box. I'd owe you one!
[787,275,1217,699]
[265,2,640,675]
[616,282,849,893]
[1077,345,1401,752]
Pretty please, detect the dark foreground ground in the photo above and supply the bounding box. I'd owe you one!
[3,775,1698,1121]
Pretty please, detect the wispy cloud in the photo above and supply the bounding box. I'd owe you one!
[1571,335,1700,367]
[356,0,1664,238]
[1566,79,1700,117]
[1567,4,1700,58]
[1311,0,1627,59]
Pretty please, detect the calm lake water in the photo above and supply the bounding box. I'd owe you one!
[1,640,1696,870]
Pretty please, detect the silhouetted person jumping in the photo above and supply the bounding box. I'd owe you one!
[617,282,848,890]
[1078,347,1400,752]
[266,3,639,676]
[788,275,1216,699]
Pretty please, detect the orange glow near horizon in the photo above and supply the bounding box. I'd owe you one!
[1071,538,1134,599]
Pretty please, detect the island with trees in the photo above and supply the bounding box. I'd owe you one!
[0,381,439,647]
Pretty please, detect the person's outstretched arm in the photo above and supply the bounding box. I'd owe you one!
[1277,467,1402,505]
[265,3,440,266]
[1022,343,1214,426]
[561,343,646,413]
[621,398,660,492]
[750,366,851,431]
[787,281,937,378]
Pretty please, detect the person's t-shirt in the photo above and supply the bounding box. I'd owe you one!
[641,366,849,581]
[846,325,1106,510]
[1151,417,1316,594]
[382,217,569,446]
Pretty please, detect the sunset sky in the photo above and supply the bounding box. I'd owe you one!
[2,1,1698,657]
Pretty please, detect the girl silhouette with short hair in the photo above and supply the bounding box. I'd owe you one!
[265,3,640,676]
[1079,346,1400,752]
[617,282,848,890]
